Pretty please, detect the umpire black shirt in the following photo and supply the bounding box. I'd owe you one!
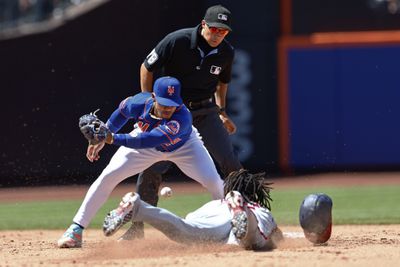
[143,25,234,103]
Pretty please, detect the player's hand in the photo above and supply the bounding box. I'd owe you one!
[86,141,105,162]
[225,191,244,209]
[219,113,237,135]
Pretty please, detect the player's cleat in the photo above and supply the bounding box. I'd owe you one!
[231,209,248,239]
[225,191,248,240]
[57,223,83,248]
[103,192,140,237]
[117,222,145,241]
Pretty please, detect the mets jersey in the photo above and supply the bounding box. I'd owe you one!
[106,92,193,152]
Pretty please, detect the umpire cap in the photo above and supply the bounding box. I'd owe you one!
[299,193,333,244]
[204,5,232,31]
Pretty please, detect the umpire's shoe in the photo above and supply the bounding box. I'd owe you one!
[103,192,140,237]
[57,223,83,248]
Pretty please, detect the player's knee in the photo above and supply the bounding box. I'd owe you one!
[239,211,278,251]
[97,170,123,188]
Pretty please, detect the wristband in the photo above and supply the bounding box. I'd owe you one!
[219,107,226,113]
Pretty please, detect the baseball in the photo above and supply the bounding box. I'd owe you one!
[160,186,173,198]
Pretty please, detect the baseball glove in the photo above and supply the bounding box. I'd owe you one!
[79,109,111,145]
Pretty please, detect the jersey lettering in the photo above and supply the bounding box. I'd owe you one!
[137,121,150,132]
[165,137,182,146]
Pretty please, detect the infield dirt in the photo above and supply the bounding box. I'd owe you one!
[1,225,400,267]
[1,172,400,266]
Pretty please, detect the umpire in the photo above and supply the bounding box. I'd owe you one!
[121,4,242,240]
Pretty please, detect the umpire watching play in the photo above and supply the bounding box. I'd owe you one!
[120,4,243,240]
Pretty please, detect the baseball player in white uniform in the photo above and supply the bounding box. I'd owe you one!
[103,170,283,250]
[57,76,224,248]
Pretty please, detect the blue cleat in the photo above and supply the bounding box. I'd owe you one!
[57,223,83,248]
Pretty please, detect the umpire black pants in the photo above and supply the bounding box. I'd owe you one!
[136,105,242,206]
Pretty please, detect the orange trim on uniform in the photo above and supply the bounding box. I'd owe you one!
[118,97,131,118]
[175,104,183,112]
[141,98,154,124]
[160,144,169,152]
[156,127,174,143]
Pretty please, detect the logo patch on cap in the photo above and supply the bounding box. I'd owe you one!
[165,120,180,135]
[167,86,175,96]
[217,13,228,21]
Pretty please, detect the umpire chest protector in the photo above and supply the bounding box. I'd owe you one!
[144,25,234,102]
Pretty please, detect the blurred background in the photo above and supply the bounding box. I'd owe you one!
[1,0,400,187]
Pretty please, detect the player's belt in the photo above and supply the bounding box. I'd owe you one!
[186,98,213,110]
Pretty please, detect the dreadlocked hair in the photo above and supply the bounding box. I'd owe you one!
[224,169,273,210]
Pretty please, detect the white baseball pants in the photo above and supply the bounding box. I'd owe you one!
[73,127,223,227]
[133,199,234,243]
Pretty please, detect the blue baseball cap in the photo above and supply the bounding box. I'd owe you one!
[153,76,183,107]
